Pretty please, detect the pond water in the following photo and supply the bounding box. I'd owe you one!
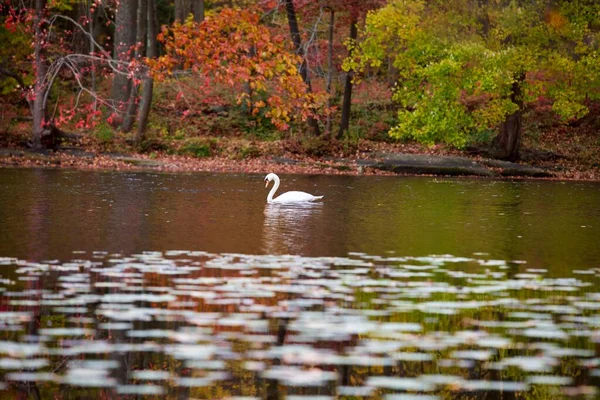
[0,168,599,399]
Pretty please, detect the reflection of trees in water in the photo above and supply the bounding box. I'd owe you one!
[262,203,324,255]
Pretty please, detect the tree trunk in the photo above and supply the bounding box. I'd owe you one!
[72,1,90,55]
[121,0,148,132]
[387,55,398,86]
[283,0,320,136]
[111,0,138,117]
[338,17,357,139]
[136,0,158,143]
[88,0,97,111]
[284,0,305,80]
[242,45,257,115]
[325,8,335,138]
[477,0,491,36]
[31,0,47,149]
[193,0,205,23]
[491,73,525,161]
[175,0,192,21]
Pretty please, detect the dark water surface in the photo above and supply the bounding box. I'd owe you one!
[1,169,599,270]
[0,168,599,399]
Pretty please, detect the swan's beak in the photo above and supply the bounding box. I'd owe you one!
[264,180,269,188]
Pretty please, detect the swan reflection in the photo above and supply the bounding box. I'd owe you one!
[262,202,324,255]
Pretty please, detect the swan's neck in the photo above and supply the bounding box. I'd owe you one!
[267,175,280,203]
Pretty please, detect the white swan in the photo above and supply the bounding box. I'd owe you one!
[264,173,323,204]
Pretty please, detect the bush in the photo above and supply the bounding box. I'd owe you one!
[179,138,217,158]
[233,144,261,160]
[139,138,169,153]
[294,136,331,157]
[94,123,113,143]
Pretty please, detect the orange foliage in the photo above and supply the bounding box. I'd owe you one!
[148,8,322,130]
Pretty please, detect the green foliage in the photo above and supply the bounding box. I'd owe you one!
[139,138,169,153]
[243,124,283,141]
[182,143,211,158]
[344,104,395,142]
[180,138,217,158]
[232,143,261,160]
[173,128,187,140]
[296,136,332,157]
[147,120,171,138]
[237,103,283,141]
[357,0,426,71]
[47,0,77,12]
[94,123,114,143]
[355,0,600,148]
[0,19,31,95]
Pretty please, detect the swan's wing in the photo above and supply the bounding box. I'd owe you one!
[273,191,323,203]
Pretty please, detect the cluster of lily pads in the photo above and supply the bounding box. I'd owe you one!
[0,251,598,399]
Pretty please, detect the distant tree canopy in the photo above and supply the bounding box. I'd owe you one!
[1,0,599,160]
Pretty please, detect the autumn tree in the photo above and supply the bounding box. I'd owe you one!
[0,0,152,147]
[32,0,48,148]
[356,0,600,160]
[136,0,158,142]
[286,0,385,139]
[0,7,31,97]
[150,7,320,131]
[337,7,357,139]
[117,0,160,139]
[282,0,321,136]
[323,4,334,136]
[111,0,137,119]
[1,0,56,148]
[120,0,147,133]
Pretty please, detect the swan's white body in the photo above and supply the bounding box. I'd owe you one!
[264,173,323,204]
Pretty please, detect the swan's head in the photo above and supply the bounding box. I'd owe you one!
[264,173,277,188]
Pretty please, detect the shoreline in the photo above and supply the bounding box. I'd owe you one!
[1,146,599,182]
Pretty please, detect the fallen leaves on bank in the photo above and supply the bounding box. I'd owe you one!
[0,138,598,181]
